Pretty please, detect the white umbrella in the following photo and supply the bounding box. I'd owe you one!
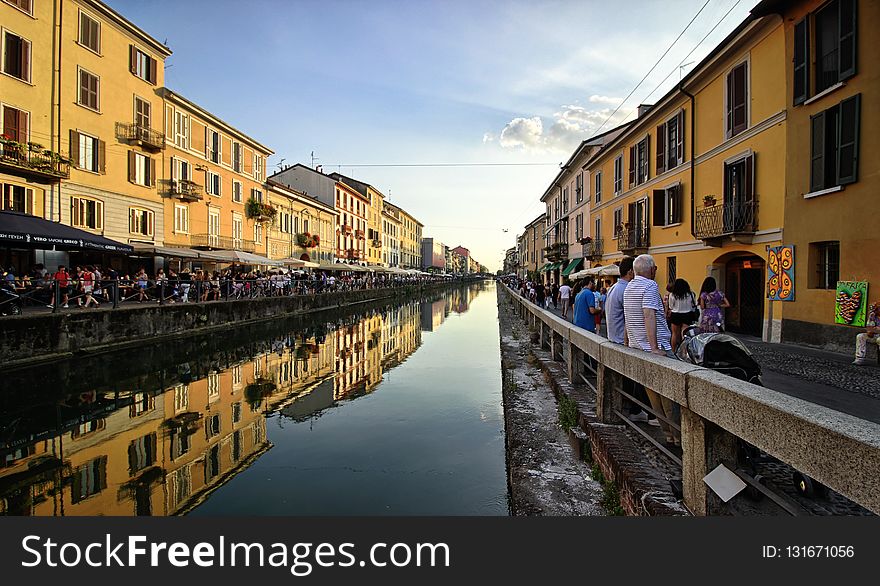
[598,264,621,276]
[279,257,320,269]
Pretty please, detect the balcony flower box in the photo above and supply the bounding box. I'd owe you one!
[245,197,277,221]
[296,232,320,248]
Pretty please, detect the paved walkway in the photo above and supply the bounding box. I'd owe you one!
[532,298,880,425]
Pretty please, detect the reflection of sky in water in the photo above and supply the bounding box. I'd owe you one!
[1,282,506,516]
[193,281,507,516]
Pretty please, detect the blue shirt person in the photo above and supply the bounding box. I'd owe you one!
[573,283,599,332]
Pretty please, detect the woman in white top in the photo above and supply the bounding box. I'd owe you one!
[667,278,698,352]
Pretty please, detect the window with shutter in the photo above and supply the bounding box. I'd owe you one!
[2,105,28,143]
[656,123,666,174]
[4,0,33,15]
[726,62,747,137]
[809,94,859,192]
[134,97,151,129]
[2,184,34,213]
[79,11,101,54]
[594,171,602,203]
[836,93,860,185]
[628,145,636,187]
[2,30,31,82]
[793,18,809,105]
[78,69,100,111]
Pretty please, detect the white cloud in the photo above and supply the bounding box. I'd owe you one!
[589,95,622,105]
[493,104,631,154]
[498,117,544,150]
[482,132,496,143]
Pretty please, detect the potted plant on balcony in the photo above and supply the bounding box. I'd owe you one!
[579,236,592,245]
[703,194,717,207]
[245,197,277,221]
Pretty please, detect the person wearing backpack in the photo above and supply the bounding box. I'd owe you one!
[667,278,699,352]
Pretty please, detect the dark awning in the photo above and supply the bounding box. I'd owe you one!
[561,257,583,276]
[0,211,133,254]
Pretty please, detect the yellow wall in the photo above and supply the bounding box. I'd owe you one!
[161,92,272,254]
[587,15,787,339]
[0,0,57,219]
[60,0,171,244]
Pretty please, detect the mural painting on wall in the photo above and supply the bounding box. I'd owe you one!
[835,281,869,327]
[767,245,795,301]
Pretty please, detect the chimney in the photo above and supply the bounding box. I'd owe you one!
[637,104,654,118]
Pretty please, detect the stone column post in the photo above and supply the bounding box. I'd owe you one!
[680,407,740,516]
[595,361,623,424]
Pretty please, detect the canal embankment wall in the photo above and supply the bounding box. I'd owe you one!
[1,281,474,367]
[499,284,880,516]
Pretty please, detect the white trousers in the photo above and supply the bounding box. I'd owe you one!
[855,333,879,360]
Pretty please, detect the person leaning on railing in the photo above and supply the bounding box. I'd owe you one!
[623,254,680,447]
[853,303,879,366]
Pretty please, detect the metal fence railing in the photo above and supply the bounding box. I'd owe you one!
[0,276,458,316]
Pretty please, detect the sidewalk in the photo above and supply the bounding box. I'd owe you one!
[535,298,880,425]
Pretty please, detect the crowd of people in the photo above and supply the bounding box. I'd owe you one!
[504,254,740,447]
[0,263,453,312]
[506,254,878,445]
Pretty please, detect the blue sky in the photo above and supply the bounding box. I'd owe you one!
[108,0,760,271]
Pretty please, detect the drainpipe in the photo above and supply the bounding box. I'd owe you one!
[679,83,696,238]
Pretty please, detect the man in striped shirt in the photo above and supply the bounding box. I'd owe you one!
[623,254,678,446]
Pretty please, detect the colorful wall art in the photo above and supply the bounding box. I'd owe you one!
[835,281,869,327]
[767,245,795,301]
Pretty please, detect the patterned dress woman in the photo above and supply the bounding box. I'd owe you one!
[698,276,730,333]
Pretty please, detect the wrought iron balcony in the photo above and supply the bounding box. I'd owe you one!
[0,145,70,183]
[694,201,757,243]
[544,241,568,262]
[582,239,603,259]
[160,179,203,202]
[346,248,361,260]
[190,234,255,253]
[355,229,365,239]
[115,122,165,151]
[616,226,649,253]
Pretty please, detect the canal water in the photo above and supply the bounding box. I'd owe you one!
[0,281,507,516]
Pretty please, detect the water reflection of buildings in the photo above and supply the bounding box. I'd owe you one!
[1,285,485,516]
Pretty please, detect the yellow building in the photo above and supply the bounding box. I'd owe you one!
[587,10,787,339]
[330,172,387,267]
[334,180,368,264]
[160,88,273,260]
[266,180,337,264]
[382,202,402,267]
[767,0,876,352]
[1,0,173,271]
[398,208,423,269]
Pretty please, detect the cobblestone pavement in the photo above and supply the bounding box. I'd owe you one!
[738,337,880,400]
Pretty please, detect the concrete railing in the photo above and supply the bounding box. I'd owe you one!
[502,285,880,515]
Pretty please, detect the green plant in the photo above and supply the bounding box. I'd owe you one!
[558,392,578,430]
[591,463,626,516]
[245,197,277,221]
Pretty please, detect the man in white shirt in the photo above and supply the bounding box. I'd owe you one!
[623,254,678,445]
[558,281,573,319]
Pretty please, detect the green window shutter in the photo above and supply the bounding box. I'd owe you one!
[793,18,809,105]
[656,124,666,175]
[810,111,826,192]
[836,93,860,185]
[838,0,857,80]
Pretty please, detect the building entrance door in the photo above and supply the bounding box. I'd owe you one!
[724,255,764,336]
